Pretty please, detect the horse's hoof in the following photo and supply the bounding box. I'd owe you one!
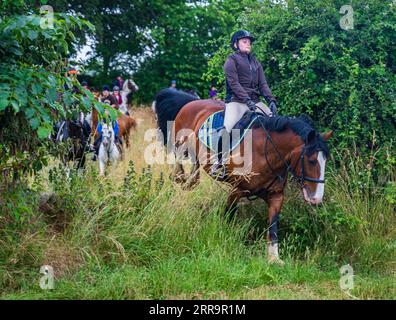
[172,175,186,184]
[268,256,285,266]
[209,170,227,181]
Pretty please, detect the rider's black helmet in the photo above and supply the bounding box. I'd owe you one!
[230,30,255,51]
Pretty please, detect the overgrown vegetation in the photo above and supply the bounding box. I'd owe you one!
[0,1,90,183]
[0,112,394,299]
[0,0,394,300]
[0,1,119,184]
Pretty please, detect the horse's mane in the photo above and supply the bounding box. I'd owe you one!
[255,114,330,157]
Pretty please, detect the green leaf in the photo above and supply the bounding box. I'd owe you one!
[9,46,22,56]
[25,108,36,119]
[16,17,27,29]
[29,118,40,130]
[11,100,19,112]
[46,88,58,104]
[0,90,10,111]
[0,98,8,111]
[28,30,38,41]
[37,126,51,140]
[107,107,118,121]
[94,102,105,115]
[32,83,42,95]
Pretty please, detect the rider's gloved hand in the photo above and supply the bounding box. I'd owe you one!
[269,100,277,116]
[246,99,257,111]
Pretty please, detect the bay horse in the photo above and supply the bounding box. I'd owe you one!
[91,107,137,148]
[154,88,333,264]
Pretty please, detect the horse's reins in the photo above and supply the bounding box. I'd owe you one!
[253,105,325,189]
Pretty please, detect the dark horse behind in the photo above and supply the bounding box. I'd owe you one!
[51,119,91,169]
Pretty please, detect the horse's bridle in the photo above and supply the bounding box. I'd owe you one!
[289,145,325,185]
[255,110,325,189]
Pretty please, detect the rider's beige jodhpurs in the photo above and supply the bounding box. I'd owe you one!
[223,101,272,133]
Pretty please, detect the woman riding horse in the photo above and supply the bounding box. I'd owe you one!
[154,88,333,264]
[211,30,278,179]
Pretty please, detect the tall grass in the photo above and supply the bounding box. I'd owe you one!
[0,109,394,299]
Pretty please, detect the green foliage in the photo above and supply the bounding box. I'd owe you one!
[0,151,394,298]
[206,0,396,155]
[385,181,396,205]
[0,1,104,183]
[132,0,247,102]
[49,0,183,78]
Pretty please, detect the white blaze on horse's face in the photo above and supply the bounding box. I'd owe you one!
[315,151,326,201]
[303,151,326,205]
[102,125,112,148]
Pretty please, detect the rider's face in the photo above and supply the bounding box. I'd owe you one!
[238,38,252,53]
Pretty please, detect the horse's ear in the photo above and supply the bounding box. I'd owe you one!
[321,130,333,141]
[306,130,316,144]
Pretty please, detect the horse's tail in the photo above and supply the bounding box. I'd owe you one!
[153,88,198,144]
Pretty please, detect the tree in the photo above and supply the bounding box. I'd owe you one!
[49,0,182,79]
[0,1,99,184]
[206,0,396,153]
[133,0,249,102]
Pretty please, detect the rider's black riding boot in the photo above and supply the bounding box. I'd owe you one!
[210,128,228,180]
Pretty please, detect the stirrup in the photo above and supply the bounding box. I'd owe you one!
[210,161,227,180]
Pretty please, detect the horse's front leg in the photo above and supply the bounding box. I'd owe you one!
[99,158,106,176]
[111,145,121,169]
[171,138,188,184]
[118,144,124,161]
[183,160,200,190]
[172,156,186,184]
[98,146,107,176]
[225,188,247,220]
[266,192,285,265]
[183,143,201,190]
[125,133,130,148]
[111,159,118,171]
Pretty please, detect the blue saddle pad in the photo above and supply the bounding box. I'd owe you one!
[198,111,266,152]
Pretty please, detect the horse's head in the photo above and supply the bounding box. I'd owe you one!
[101,123,113,149]
[124,79,139,93]
[291,130,333,205]
[66,120,82,139]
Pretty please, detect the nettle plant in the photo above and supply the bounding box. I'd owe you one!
[0,2,115,184]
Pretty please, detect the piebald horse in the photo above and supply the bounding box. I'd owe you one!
[154,88,333,264]
[121,79,139,113]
